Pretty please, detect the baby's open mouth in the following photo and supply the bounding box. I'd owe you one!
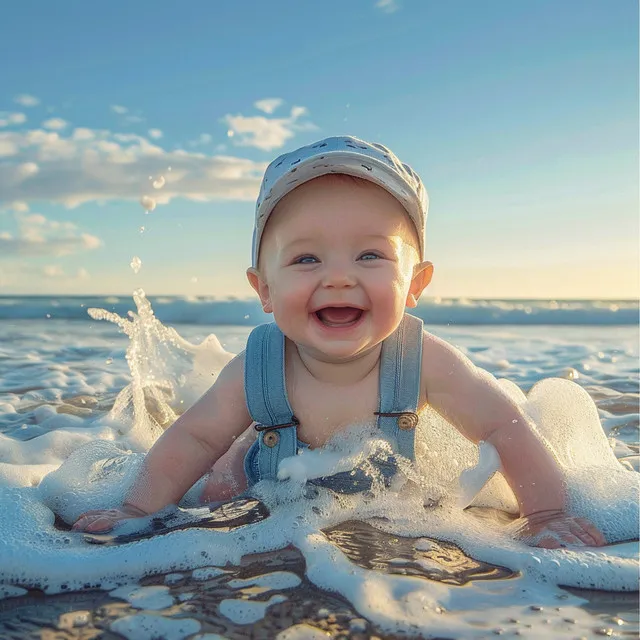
[314,307,363,327]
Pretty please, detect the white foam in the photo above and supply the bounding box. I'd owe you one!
[0,462,58,488]
[276,625,331,639]
[219,594,288,624]
[110,614,200,640]
[110,585,174,610]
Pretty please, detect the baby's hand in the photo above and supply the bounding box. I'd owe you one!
[508,510,607,549]
[72,504,149,533]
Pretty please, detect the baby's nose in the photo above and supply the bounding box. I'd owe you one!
[322,266,356,288]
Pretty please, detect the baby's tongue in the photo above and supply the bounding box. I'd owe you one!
[316,307,361,325]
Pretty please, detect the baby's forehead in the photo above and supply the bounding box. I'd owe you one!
[257,174,421,264]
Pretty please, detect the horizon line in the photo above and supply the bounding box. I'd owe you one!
[1,294,638,303]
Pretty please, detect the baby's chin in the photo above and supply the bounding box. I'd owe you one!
[298,328,383,363]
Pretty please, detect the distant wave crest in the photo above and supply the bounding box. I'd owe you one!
[0,296,637,325]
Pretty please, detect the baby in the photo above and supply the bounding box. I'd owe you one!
[74,136,605,549]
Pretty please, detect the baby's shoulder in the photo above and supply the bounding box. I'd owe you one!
[419,329,474,381]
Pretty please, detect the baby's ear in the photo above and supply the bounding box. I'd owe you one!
[406,261,433,308]
[246,268,273,313]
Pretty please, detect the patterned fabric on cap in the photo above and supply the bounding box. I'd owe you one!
[252,135,428,266]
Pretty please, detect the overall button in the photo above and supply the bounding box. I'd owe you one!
[263,431,280,447]
[397,413,418,430]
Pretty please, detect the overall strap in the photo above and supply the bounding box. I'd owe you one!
[244,322,298,481]
[376,313,424,461]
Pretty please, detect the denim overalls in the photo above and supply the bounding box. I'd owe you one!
[243,313,423,494]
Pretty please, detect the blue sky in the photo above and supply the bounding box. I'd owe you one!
[0,0,637,299]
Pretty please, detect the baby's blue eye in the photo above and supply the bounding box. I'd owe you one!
[294,255,318,264]
[359,252,381,261]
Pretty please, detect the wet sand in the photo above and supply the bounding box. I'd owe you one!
[1,520,637,640]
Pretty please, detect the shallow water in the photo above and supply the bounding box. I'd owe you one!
[0,295,638,639]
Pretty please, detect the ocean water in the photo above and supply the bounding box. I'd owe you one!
[0,293,638,639]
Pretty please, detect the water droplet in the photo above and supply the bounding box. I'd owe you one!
[167,166,172,171]
[130,256,142,273]
[45,313,51,319]
[105,358,113,365]
[140,196,156,212]
[139,226,145,233]
[244,314,250,319]
[190,276,198,283]
[227,129,234,137]
[565,367,579,380]
[152,175,165,189]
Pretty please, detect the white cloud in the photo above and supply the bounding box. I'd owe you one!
[376,0,399,12]
[14,94,40,107]
[148,128,163,139]
[189,133,212,147]
[0,113,27,127]
[17,162,39,177]
[110,106,145,125]
[9,201,29,212]
[0,261,90,288]
[290,106,307,118]
[223,106,317,151]
[42,118,68,131]
[254,98,284,115]
[0,127,266,208]
[0,136,19,157]
[43,264,64,278]
[0,212,102,257]
[72,128,95,141]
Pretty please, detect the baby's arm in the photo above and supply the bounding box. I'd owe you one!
[73,353,252,532]
[421,333,605,548]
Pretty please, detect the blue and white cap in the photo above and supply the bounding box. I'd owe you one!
[252,135,428,267]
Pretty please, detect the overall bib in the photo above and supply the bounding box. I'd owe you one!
[243,313,423,493]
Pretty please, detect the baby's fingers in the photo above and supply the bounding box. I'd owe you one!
[83,517,117,533]
[72,515,111,532]
[72,510,119,532]
[569,518,606,547]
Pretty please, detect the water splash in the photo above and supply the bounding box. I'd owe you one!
[130,256,142,274]
[87,289,233,450]
[140,196,156,213]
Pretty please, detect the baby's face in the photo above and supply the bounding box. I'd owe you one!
[248,175,431,362]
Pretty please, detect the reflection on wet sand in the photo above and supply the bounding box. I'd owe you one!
[2,517,637,639]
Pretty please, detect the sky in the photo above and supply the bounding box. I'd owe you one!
[0,0,637,299]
